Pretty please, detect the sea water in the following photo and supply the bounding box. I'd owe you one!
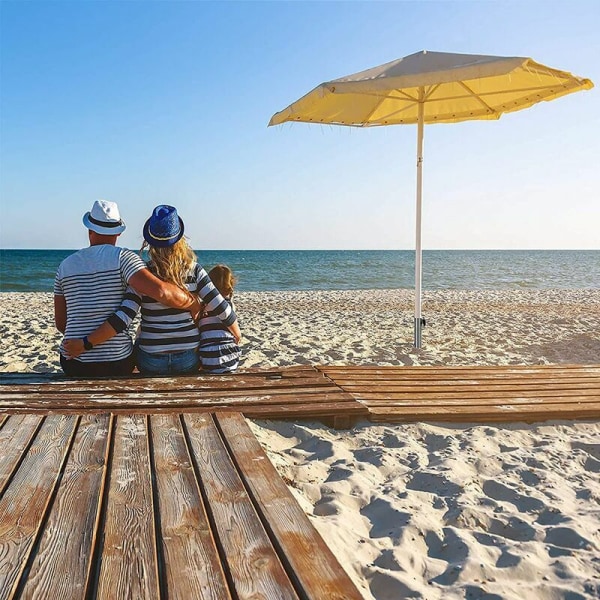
[1,249,598,292]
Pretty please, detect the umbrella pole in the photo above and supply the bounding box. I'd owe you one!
[414,90,425,348]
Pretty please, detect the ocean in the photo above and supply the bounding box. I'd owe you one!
[0,249,598,293]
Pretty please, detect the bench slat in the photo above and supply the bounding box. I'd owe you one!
[96,415,160,600]
[150,414,231,600]
[19,415,111,600]
[320,364,600,374]
[0,414,43,495]
[184,413,299,600]
[368,402,600,422]
[0,415,77,600]
[217,412,364,600]
[0,388,353,405]
[353,388,600,400]
[331,378,600,388]
[0,371,326,394]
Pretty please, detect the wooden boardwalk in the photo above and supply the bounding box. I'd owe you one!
[0,410,363,600]
[1,363,598,597]
[0,366,368,429]
[319,364,600,423]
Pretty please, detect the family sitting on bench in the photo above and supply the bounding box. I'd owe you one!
[54,200,242,377]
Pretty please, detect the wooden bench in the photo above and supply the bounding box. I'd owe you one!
[0,366,368,429]
[319,364,600,422]
[0,410,364,600]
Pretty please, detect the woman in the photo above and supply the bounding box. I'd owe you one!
[64,205,241,375]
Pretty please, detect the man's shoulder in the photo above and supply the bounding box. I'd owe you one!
[117,247,147,281]
[57,245,124,278]
[117,246,145,264]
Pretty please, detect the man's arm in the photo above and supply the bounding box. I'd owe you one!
[54,295,67,333]
[129,269,201,319]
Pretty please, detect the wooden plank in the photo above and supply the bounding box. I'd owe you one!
[150,414,231,600]
[0,414,43,495]
[321,369,600,381]
[0,388,353,406]
[18,414,112,600]
[241,401,369,419]
[0,368,323,393]
[95,415,160,600]
[217,412,364,600]
[367,402,600,423]
[350,388,600,401]
[0,415,7,429]
[0,401,369,419]
[360,394,600,406]
[329,377,600,387]
[320,364,600,374]
[184,413,299,600]
[0,376,334,396]
[0,415,78,600]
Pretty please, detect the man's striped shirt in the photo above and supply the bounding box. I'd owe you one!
[54,245,146,362]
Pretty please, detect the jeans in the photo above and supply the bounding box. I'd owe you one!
[60,353,135,377]
[135,345,200,376]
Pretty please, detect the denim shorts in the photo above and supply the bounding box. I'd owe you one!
[135,345,200,376]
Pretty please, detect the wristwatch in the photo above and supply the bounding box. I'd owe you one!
[83,336,94,351]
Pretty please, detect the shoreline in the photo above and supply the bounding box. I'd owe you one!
[1,289,599,599]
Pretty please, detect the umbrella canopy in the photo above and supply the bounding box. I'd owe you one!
[268,50,593,348]
[269,50,593,127]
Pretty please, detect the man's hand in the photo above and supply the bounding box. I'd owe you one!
[189,295,202,322]
[63,338,85,359]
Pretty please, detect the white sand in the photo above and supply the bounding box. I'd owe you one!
[1,289,599,599]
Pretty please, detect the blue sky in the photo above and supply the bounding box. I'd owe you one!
[1,0,598,250]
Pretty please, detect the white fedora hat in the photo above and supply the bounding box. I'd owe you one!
[82,200,126,235]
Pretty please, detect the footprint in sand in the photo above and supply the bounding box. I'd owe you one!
[482,479,546,513]
[359,497,411,539]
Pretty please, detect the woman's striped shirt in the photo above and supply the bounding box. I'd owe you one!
[110,262,236,354]
[54,245,147,362]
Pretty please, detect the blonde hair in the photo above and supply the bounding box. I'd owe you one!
[141,238,197,289]
[208,264,236,299]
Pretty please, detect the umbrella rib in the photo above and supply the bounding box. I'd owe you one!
[358,89,419,124]
[374,101,420,122]
[458,81,499,114]
[424,84,441,100]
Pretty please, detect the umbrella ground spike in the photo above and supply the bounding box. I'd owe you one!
[413,316,426,349]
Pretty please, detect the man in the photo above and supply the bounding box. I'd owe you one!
[54,199,201,376]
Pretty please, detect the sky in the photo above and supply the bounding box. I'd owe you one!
[1,0,598,251]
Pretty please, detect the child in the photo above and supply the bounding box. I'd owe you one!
[198,264,242,373]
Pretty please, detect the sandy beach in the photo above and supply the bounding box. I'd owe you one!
[1,289,599,599]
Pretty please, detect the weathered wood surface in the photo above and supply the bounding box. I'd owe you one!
[319,364,600,423]
[0,367,368,426]
[0,411,364,600]
[217,412,364,600]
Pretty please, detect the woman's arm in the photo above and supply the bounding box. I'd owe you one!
[63,321,120,358]
[62,287,142,359]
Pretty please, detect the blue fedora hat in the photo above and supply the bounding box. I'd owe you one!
[143,205,185,247]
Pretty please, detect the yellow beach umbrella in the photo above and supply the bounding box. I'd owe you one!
[268,50,593,348]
